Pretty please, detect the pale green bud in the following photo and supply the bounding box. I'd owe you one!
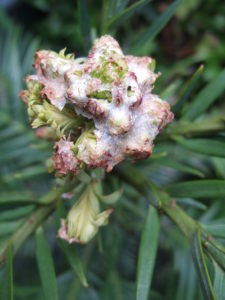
[30,101,85,138]
[58,182,112,244]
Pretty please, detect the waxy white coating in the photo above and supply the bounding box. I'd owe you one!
[21,35,173,175]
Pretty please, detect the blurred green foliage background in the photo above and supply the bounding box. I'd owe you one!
[0,0,225,299]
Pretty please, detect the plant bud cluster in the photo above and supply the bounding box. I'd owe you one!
[20,35,173,176]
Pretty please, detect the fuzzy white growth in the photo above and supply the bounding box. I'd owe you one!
[20,35,174,174]
[20,35,174,245]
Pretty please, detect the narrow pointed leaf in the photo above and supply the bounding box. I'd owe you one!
[173,136,225,158]
[0,220,24,236]
[76,170,91,183]
[78,0,90,52]
[12,166,47,180]
[101,0,128,33]
[176,198,207,210]
[156,158,204,178]
[0,191,34,205]
[111,0,129,15]
[0,205,56,265]
[202,224,225,239]
[173,64,204,114]
[167,116,225,136]
[101,0,113,34]
[212,157,225,179]
[132,0,183,54]
[183,69,225,120]
[58,241,88,288]
[0,205,34,222]
[106,0,151,31]
[136,206,160,300]
[206,241,225,271]
[0,246,13,300]
[213,261,225,300]
[35,227,58,300]
[191,229,216,300]
[150,151,167,159]
[95,188,123,204]
[166,180,225,199]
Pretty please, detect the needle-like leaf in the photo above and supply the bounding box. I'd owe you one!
[191,228,216,300]
[173,136,225,158]
[182,69,225,120]
[166,180,225,199]
[173,64,204,114]
[156,158,205,178]
[213,260,225,300]
[35,227,58,300]
[131,0,184,54]
[136,206,160,300]
[0,245,13,300]
[106,0,151,32]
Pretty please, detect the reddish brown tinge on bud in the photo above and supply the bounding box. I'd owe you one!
[20,35,174,177]
[52,139,79,176]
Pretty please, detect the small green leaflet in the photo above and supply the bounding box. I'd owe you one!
[212,157,225,179]
[0,220,24,236]
[0,245,13,300]
[101,0,129,34]
[131,0,184,54]
[182,69,225,120]
[173,64,204,114]
[202,224,225,239]
[176,198,207,210]
[35,227,58,300]
[156,158,204,178]
[58,240,88,288]
[173,136,225,158]
[213,260,225,300]
[76,170,91,183]
[12,165,47,180]
[191,229,216,300]
[136,206,160,300]
[166,180,225,199]
[0,205,34,222]
[0,191,34,205]
[94,188,123,204]
[105,0,151,32]
[205,241,225,272]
